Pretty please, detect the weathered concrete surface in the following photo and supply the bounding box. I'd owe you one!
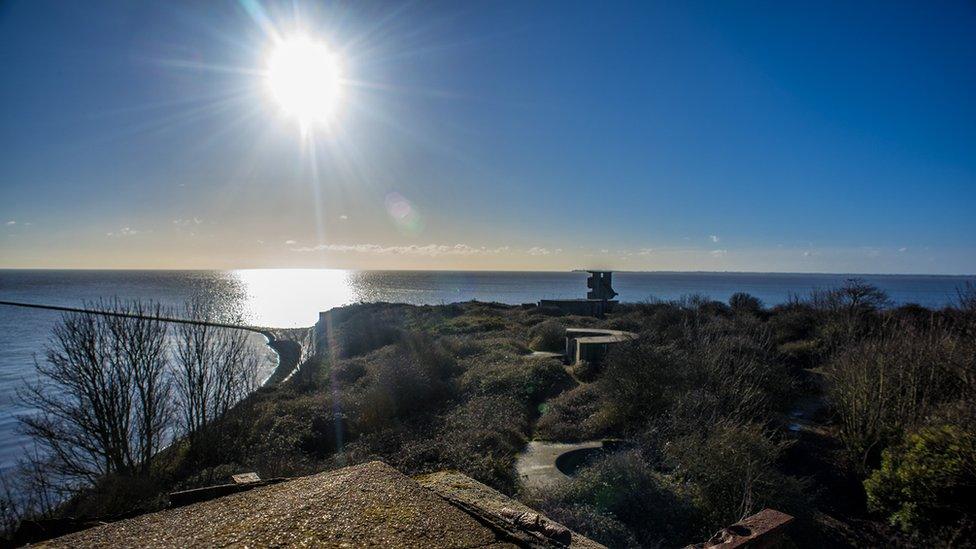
[419,470,605,548]
[41,462,517,548]
[516,440,604,490]
[687,508,794,548]
[564,328,637,365]
[538,299,616,317]
[528,351,564,359]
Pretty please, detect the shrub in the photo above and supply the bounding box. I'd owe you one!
[536,384,610,441]
[599,339,685,429]
[665,422,807,530]
[529,320,566,352]
[435,395,529,492]
[440,336,484,358]
[823,321,966,472]
[543,504,639,548]
[864,425,976,539]
[460,355,572,406]
[605,315,642,333]
[892,303,933,326]
[767,304,818,344]
[350,333,457,433]
[602,325,792,437]
[729,292,764,316]
[530,450,701,547]
[777,339,822,371]
[958,282,976,313]
[332,358,366,385]
[570,359,601,383]
[332,310,401,358]
[809,279,892,348]
[810,278,891,317]
[438,315,507,335]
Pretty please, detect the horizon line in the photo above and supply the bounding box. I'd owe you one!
[0,267,974,277]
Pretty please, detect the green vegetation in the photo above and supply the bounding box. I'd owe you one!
[865,424,976,543]
[4,282,976,548]
[529,319,567,352]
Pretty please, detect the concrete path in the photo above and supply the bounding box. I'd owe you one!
[515,440,604,490]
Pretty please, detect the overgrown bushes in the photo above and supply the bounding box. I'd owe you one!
[664,421,807,528]
[529,320,566,352]
[532,296,806,545]
[865,424,976,541]
[529,450,702,548]
[535,384,609,442]
[823,319,968,472]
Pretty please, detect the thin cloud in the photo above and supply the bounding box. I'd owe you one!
[710,249,727,257]
[290,243,511,256]
[5,220,15,226]
[172,218,203,236]
[172,218,202,227]
[106,227,139,237]
[709,235,720,243]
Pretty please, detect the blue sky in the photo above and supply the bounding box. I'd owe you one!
[1,0,974,273]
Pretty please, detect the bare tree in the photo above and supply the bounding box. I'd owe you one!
[1,447,60,534]
[17,301,171,486]
[172,300,258,438]
[957,282,976,315]
[811,278,891,316]
[105,301,171,473]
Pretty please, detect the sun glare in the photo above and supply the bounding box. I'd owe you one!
[266,37,342,124]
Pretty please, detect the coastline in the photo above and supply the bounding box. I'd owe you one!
[261,330,308,386]
[0,299,308,389]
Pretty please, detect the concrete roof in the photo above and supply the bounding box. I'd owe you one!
[566,328,637,344]
[41,461,601,548]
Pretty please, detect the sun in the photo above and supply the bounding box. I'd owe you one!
[266,36,342,124]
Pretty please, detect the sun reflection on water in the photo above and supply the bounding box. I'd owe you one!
[232,269,358,328]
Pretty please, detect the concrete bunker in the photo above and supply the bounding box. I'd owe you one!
[564,328,637,366]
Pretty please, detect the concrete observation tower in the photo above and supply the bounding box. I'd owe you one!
[538,270,619,317]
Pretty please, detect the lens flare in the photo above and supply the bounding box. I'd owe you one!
[384,192,425,236]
